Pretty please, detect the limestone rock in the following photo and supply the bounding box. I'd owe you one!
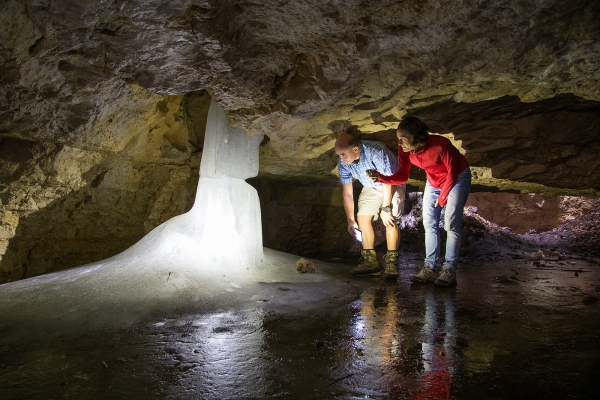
[295,258,315,274]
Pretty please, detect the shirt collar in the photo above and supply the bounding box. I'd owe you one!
[412,137,432,155]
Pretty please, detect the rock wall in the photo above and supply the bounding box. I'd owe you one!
[0,88,210,283]
[251,180,600,256]
[250,179,427,256]
[466,192,600,234]
[248,179,359,256]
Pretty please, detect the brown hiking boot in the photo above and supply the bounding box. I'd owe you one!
[434,268,457,287]
[410,265,440,283]
[382,251,399,280]
[350,249,380,276]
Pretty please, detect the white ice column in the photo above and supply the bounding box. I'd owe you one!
[87,99,265,278]
[189,100,265,272]
[200,100,261,180]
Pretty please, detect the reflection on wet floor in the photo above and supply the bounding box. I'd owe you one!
[1,251,599,399]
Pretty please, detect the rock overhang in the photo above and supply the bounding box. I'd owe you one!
[3,0,599,193]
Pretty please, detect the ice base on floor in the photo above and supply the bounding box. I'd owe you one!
[0,247,334,338]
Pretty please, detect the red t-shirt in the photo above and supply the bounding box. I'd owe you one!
[377,135,468,206]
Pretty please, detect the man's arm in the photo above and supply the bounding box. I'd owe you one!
[342,183,358,237]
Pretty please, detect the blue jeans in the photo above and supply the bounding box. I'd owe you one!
[422,167,471,271]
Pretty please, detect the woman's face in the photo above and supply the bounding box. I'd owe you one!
[397,129,417,152]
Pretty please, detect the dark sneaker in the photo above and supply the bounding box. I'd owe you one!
[434,268,457,287]
[350,250,380,276]
[410,265,440,283]
[382,251,399,280]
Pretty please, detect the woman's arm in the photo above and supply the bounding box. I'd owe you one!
[376,148,411,184]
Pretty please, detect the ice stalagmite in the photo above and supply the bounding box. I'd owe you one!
[113,98,265,276]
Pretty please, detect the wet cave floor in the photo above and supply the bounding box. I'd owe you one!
[1,244,599,400]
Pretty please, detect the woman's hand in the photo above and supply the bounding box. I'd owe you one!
[366,169,379,183]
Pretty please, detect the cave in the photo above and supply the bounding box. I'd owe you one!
[1,1,599,399]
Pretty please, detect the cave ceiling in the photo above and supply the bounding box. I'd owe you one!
[1,0,599,194]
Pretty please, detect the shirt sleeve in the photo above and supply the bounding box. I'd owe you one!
[338,161,353,185]
[371,144,397,177]
[377,148,411,185]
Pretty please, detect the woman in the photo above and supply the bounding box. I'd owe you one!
[373,116,471,287]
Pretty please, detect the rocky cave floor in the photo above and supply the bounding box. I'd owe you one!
[1,209,599,400]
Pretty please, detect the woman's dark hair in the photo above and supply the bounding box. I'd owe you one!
[398,116,429,149]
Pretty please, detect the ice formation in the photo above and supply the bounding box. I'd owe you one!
[95,98,266,277]
[0,99,282,331]
[121,99,266,275]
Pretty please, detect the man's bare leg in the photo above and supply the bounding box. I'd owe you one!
[357,215,375,249]
[385,224,399,251]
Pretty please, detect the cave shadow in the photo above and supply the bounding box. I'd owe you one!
[248,177,357,258]
[409,93,600,191]
[0,164,198,284]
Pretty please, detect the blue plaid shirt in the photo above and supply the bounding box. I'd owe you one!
[338,140,398,188]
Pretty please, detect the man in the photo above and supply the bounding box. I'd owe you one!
[335,133,406,279]
[373,116,471,287]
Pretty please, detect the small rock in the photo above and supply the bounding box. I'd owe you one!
[99,361,108,369]
[539,249,563,260]
[295,258,316,274]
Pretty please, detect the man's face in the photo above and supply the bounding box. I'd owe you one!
[397,129,416,152]
[335,145,360,164]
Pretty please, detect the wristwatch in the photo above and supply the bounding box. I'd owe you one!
[379,205,391,213]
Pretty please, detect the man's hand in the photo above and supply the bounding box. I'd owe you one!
[434,199,440,208]
[347,220,358,238]
[380,210,395,228]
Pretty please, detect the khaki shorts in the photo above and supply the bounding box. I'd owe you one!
[357,184,406,221]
